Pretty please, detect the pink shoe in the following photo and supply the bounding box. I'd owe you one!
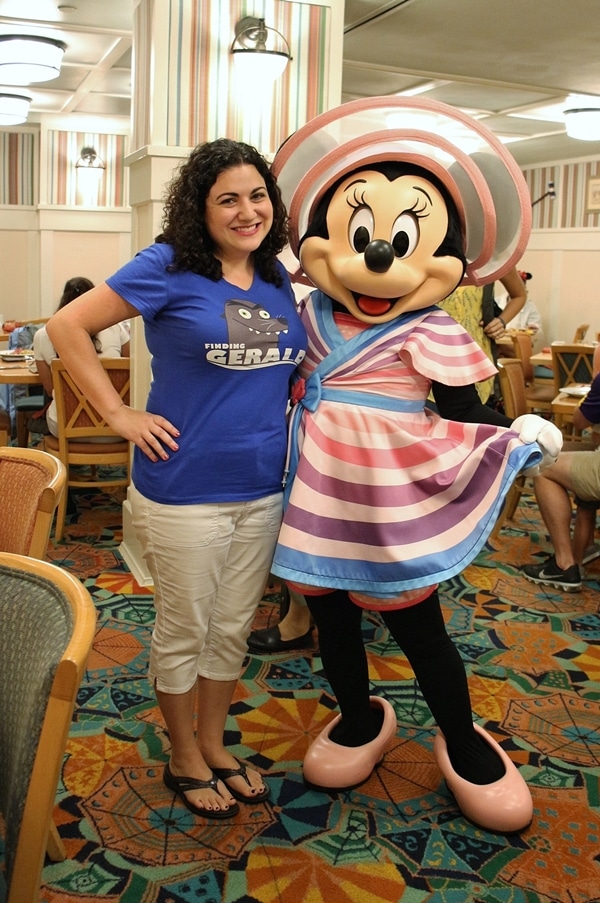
[433,723,533,833]
[303,696,397,789]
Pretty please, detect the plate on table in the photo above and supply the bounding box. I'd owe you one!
[0,349,33,362]
[561,385,590,398]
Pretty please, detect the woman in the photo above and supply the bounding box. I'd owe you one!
[47,139,307,819]
[438,267,526,402]
[34,277,130,437]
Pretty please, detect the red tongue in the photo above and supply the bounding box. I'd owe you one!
[357,296,393,315]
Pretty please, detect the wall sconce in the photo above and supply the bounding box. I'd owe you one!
[564,95,600,141]
[531,181,556,207]
[0,35,66,84]
[75,146,106,171]
[231,17,291,83]
[0,92,32,126]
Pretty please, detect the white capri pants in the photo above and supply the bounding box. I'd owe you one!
[130,483,283,692]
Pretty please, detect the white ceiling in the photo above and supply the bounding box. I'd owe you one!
[1,0,600,166]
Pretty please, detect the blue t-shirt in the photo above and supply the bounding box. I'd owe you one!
[106,242,307,504]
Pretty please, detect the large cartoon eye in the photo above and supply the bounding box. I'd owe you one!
[348,206,374,253]
[391,213,420,258]
[258,309,270,319]
[238,308,252,319]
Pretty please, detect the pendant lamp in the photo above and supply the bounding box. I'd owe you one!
[0,35,66,84]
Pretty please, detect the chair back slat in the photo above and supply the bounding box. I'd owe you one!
[497,360,527,420]
[43,358,130,542]
[53,359,131,439]
[510,332,534,383]
[551,343,594,397]
[572,323,589,343]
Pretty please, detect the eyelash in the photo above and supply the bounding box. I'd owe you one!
[346,189,428,219]
[221,192,267,205]
[346,187,367,210]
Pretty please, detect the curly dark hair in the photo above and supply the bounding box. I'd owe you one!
[157,138,289,286]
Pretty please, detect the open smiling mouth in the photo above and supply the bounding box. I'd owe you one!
[352,293,397,316]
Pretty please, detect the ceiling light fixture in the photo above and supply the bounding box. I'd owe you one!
[0,34,66,85]
[563,96,600,141]
[0,92,32,126]
[231,17,291,83]
[75,146,106,171]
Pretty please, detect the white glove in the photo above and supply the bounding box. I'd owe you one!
[511,413,563,475]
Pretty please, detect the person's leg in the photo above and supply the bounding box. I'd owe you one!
[197,493,282,797]
[131,487,276,809]
[247,587,313,652]
[279,590,312,638]
[573,504,598,564]
[195,675,266,799]
[531,455,578,570]
[156,683,236,813]
[382,591,504,784]
[306,590,381,745]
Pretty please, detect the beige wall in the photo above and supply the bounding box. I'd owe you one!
[43,228,132,313]
[0,209,131,321]
[520,229,600,344]
[0,230,34,322]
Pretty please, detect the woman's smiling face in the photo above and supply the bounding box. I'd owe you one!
[299,169,465,324]
[204,164,274,264]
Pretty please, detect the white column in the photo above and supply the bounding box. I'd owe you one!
[119,0,343,583]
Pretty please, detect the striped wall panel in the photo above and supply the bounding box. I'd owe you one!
[524,159,600,228]
[0,132,35,205]
[46,131,128,207]
[132,0,330,156]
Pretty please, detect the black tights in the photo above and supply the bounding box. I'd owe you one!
[306,589,504,784]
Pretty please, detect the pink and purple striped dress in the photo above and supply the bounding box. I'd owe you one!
[272,291,541,608]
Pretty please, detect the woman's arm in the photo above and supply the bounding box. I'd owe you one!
[482,267,527,342]
[497,267,527,325]
[46,283,179,462]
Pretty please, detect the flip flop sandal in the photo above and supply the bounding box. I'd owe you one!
[212,759,270,803]
[163,762,240,819]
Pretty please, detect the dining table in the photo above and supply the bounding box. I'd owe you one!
[0,359,43,447]
[529,350,553,369]
[0,358,42,387]
[551,386,590,436]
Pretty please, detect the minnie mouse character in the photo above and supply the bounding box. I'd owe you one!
[270,97,562,833]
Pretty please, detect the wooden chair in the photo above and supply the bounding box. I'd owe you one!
[0,447,68,868]
[0,551,96,903]
[511,331,554,414]
[15,385,47,448]
[42,358,131,542]
[0,446,66,559]
[572,323,589,343]
[551,343,594,397]
[490,360,529,539]
[0,408,10,446]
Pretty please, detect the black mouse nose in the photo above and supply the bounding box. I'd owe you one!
[364,239,395,273]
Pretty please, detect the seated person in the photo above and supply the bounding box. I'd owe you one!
[33,277,130,438]
[496,270,546,356]
[519,371,600,592]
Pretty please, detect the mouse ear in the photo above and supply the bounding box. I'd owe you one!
[273,96,531,286]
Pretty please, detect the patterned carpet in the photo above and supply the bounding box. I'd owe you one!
[31,482,600,902]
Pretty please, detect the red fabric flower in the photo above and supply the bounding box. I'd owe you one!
[291,378,306,405]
